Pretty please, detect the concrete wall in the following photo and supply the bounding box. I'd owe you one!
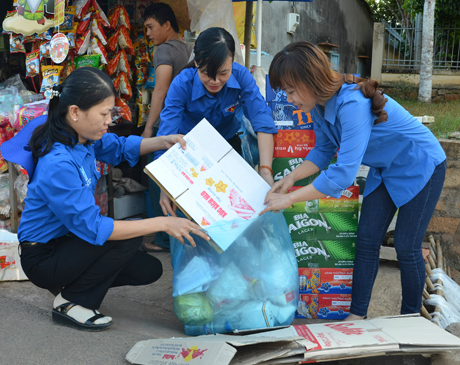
[427,140,460,281]
[259,0,374,76]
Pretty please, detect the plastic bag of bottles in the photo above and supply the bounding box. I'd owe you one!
[170,211,299,336]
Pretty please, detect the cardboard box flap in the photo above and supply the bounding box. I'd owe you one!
[191,118,233,161]
[368,316,460,348]
[125,338,237,365]
[145,159,189,200]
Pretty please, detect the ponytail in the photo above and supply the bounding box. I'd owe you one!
[30,67,115,162]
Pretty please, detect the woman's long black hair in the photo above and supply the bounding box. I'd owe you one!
[30,67,115,162]
[188,27,235,80]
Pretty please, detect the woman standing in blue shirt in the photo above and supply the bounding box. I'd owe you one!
[260,42,446,320]
[155,27,278,217]
[2,67,209,331]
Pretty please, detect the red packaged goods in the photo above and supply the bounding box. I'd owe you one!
[107,29,119,53]
[15,104,47,131]
[119,6,131,30]
[119,72,132,100]
[75,29,91,55]
[118,50,129,73]
[113,73,121,90]
[273,129,316,158]
[77,12,92,35]
[107,52,120,75]
[93,0,110,28]
[115,97,132,122]
[118,26,134,55]
[75,0,91,19]
[91,37,108,64]
[108,6,120,29]
[91,18,107,45]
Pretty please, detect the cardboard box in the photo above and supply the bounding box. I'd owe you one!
[285,186,359,213]
[296,294,351,320]
[113,192,146,220]
[298,268,353,294]
[294,239,356,268]
[273,130,316,158]
[0,230,27,281]
[144,119,271,251]
[284,212,359,241]
[272,158,320,187]
[126,315,460,365]
[269,101,315,130]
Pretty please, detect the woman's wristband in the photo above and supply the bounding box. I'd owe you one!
[259,165,273,174]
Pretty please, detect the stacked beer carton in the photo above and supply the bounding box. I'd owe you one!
[266,77,359,320]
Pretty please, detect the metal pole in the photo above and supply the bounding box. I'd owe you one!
[256,0,263,67]
[8,162,18,233]
[244,1,254,69]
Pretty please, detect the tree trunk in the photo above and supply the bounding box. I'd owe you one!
[418,0,436,103]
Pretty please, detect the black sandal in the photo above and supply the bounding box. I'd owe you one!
[52,302,113,331]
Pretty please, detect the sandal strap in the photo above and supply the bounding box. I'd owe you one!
[85,310,107,325]
[55,302,76,314]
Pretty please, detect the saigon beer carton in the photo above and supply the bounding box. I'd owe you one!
[296,293,352,320]
[272,157,320,186]
[298,268,353,294]
[294,239,356,268]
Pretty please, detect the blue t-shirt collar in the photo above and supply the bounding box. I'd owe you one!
[191,67,241,101]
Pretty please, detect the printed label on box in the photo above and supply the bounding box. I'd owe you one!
[296,294,351,320]
[284,212,359,241]
[285,186,359,213]
[269,101,315,130]
[294,239,355,268]
[273,130,316,158]
[298,268,353,294]
[272,158,320,187]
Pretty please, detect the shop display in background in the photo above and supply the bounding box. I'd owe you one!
[0,229,28,281]
[266,79,359,320]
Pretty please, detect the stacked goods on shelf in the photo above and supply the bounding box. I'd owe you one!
[266,76,359,320]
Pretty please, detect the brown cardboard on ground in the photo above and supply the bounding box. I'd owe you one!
[126,315,460,365]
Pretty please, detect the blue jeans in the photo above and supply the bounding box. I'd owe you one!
[351,160,446,316]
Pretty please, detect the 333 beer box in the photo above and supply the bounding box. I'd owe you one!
[284,212,359,241]
[298,268,353,294]
[272,158,320,187]
[285,186,359,213]
[294,239,356,268]
[269,101,315,131]
[296,294,351,320]
[273,130,316,158]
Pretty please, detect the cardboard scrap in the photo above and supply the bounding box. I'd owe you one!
[126,315,460,365]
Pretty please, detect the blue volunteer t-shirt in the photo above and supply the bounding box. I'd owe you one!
[307,83,446,207]
[155,62,277,159]
[18,133,143,245]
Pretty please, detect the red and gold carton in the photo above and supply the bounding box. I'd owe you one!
[298,268,353,294]
[273,130,316,158]
[296,294,351,320]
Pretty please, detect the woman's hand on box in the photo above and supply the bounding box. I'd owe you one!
[162,134,186,150]
[259,192,293,215]
[263,174,295,205]
[160,190,178,217]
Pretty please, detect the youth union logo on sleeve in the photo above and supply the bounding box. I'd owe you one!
[79,166,91,187]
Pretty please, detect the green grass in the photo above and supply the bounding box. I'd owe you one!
[397,99,460,138]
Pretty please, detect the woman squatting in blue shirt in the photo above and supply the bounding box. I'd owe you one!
[260,42,446,320]
[155,27,278,217]
[8,67,210,331]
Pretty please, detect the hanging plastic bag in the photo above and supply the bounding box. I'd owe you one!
[170,211,298,335]
[235,106,260,168]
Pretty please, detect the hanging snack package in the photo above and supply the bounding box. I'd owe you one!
[64,27,77,49]
[62,6,76,30]
[136,45,149,64]
[77,12,92,35]
[119,72,132,100]
[91,37,108,64]
[23,34,36,44]
[118,49,129,73]
[107,29,119,53]
[10,34,26,53]
[60,52,75,82]
[94,1,110,28]
[115,97,132,122]
[40,66,63,92]
[144,62,156,90]
[25,50,40,78]
[91,18,107,45]
[39,40,51,59]
[75,54,101,68]
[135,64,147,86]
[138,103,150,127]
[118,26,134,55]
[119,6,131,30]
[15,104,48,131]
[75,0,91,19]
[113,73,121,91]
[107,52,121,75]
[75,29,91,55]
[108,6,121,29]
